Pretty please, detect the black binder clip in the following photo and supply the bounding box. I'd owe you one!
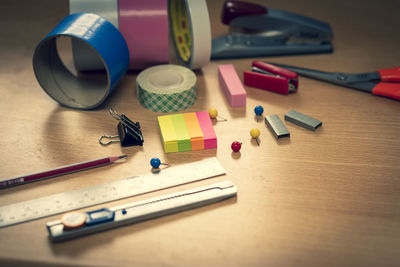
[99,108,144,146]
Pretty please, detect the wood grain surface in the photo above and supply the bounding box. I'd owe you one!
[0,0,399,266]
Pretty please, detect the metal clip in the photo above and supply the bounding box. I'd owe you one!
[99,135,121,145]
[99,108,144,147]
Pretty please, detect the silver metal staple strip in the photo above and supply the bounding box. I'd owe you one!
[264,114,290,139]
[0,157,226,228]
[284,110,322,131]
[46,181,237,242]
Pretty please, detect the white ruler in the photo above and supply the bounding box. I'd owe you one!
[0,157,225,228]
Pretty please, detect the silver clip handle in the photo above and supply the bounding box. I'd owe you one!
[99,135,120,146]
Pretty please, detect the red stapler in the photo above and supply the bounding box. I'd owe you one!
[244,61,298,94]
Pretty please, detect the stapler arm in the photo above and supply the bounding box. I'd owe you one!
[211,1,334,59]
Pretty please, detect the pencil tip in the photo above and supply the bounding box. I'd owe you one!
[119,155,128,159]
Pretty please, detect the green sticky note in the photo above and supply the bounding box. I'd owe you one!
[170,114,191,152]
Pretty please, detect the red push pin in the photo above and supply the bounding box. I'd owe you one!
[231,141,242,152]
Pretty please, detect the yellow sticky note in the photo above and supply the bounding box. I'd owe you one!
[158,115,178,153]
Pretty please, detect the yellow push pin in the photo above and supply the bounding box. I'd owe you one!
[250,128,261,145]
[208,108,227,122]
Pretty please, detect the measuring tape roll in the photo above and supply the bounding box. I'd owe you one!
[169,0,211,69]
[69,0,119,71]
[136,65,197,112]
[32,13,129,109]
[119,0,169,69]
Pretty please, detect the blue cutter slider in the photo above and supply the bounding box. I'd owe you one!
[244,61,298,94]
[268,63,400,101]
[211,0,333,59]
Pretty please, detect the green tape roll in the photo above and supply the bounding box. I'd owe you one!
[136,64,197,112]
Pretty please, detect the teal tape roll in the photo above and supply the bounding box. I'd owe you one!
[136,65,197,112]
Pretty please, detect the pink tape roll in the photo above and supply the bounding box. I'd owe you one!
[119,0,169,69]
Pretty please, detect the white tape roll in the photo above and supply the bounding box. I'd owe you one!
[169,0,211,69]
[69,0,118,28]
[136,64,197,112]
[69,0,119,71]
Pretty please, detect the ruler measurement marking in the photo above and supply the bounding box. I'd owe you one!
[0,158,225,228]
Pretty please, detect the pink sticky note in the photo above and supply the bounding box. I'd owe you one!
[196,111,217,149]
[218,64,247,107]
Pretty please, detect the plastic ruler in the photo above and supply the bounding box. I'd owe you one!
[0,157,225,228]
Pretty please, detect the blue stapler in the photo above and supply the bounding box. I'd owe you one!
[211,1,334,59]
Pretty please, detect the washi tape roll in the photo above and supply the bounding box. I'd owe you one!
[69,0,119,71]
[137,65,197,112]
[32,13,129,109]
[169,0,211,69]
[69,0,119,28]
[119,0,169,69]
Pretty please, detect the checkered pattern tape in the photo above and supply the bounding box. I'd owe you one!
[136,64,197,112]
[137,84,197,112]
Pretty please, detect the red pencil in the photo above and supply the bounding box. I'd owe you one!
[0,155,127,189]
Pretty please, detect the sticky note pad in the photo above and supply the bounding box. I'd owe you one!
[158,111,217,153]
[196,111,217,149]
[170,114,191,152]
[218,64,247,107]
[183,112,204,150]
[158,115,178,153]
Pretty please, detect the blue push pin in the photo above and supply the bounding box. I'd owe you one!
[150,157,168,171]
[254,105,264,121]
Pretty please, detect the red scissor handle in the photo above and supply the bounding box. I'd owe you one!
[372,83,400,101]
[378,67,400,82]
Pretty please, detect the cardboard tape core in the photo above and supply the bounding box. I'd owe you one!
[170,0,192,63]
[169,0,211,69]
[34,37,109,109]
[149,70,184,88]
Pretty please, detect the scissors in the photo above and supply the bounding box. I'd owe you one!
[267,63,400,101]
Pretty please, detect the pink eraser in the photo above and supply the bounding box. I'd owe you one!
[196,111,217,149]
[218,64,247,107]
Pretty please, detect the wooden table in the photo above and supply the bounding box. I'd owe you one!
[1,0,399,266]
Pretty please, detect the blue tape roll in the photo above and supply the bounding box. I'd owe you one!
[33,13,129,109]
